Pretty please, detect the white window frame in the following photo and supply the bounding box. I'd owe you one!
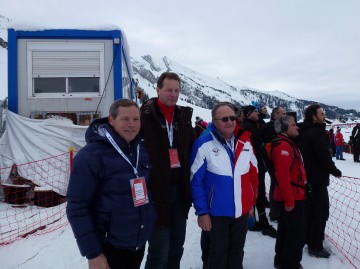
[27,41,105,98]
[122,53,131,99]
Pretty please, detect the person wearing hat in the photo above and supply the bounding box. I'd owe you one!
[252,101,268,129]
[194,116,208,138]
[335,127,345,160]
[242,105,277,238]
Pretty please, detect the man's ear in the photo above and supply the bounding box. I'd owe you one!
[108,115,114,126]
[312,114,317,123]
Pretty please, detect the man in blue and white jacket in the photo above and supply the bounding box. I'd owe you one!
[190,102,258,269]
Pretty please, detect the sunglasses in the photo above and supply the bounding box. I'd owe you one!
[214,116,236,122]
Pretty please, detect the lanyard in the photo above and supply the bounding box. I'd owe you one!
[165,118,174,148]
[227,139,235,153]
[105,130,140,177]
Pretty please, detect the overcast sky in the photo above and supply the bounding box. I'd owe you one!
[1,0,359,110]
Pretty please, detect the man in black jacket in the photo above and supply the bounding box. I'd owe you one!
[141,72,194,269]
[242,105,277,238]
[297,104,342,259]
[350,123,360,162]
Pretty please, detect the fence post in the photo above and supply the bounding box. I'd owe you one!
[69,146,75,174]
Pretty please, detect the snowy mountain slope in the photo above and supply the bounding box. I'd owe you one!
[132,55,360,122]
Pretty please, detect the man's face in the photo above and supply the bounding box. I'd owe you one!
[247,110,259,122]
[260,106,267,115]
[108,105,141,144]
[275,108,286,119]
[286,118,299,138]
[157,78,180,107]
[213,105,236,139]
[313,108,326,124]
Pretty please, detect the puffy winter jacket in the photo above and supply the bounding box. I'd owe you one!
[66,117,156,259]
[190,125,258,218]
[272,134,307,208]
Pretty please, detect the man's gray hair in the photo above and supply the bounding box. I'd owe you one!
[109,99,139,119]
[274,115,294,134]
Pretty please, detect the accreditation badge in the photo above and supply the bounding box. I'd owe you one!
[130,177,149,207]
[169,149,181,168]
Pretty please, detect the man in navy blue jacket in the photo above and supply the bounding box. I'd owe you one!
[66,99,156,269]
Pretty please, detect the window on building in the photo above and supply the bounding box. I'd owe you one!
[27,42,105,98]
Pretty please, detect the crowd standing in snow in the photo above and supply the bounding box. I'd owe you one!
[66,72,350,269]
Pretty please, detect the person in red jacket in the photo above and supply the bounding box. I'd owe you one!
[335,127,345,160]
[272,115,307,269]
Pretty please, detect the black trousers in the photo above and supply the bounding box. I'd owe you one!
[256,171,268,224]
[206,214,248,269]
[201,230,210,265]
[306,186,329,252]
[269,175,281,220]
[331,143,336,157]
[275,200,306,269]
[103,243,145,269]
[353,142,360,162]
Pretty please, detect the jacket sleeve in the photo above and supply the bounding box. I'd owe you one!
[311,129,341,177]
[249,145,259,205]
[272,142,295,208]
[66,149,104,259]
[190,139,209,216]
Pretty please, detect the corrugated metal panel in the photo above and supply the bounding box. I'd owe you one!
[32,51,100,77]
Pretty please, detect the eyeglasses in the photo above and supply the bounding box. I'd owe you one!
[214,116,236,122]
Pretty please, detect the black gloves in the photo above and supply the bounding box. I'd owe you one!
[332,168,342,177]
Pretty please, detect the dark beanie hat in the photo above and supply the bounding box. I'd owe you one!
[243,105,257,118]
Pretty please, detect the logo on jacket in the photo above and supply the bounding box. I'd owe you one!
[281,150,290,156]
[212,148,220,156]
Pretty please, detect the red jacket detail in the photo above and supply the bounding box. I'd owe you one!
[234,128,259,213]
[335,131,344,146]
[272,134,307,208]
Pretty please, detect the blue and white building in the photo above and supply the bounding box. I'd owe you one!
[7,27,135,124]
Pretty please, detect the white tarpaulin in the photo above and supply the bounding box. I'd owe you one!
[0,110,87,195]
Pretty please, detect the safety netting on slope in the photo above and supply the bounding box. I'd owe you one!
[263,174,360,269]
[0,151,74,245]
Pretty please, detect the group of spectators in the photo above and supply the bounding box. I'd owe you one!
[327,123,360,162]
[65,71,345,269]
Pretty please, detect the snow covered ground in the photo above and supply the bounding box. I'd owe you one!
[0,153,358,269]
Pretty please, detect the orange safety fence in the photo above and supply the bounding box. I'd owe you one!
[264,174,360,269]
[327,175,360,268]
[0,150,75,246]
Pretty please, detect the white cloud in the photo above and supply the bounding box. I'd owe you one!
[0,0,359,109]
